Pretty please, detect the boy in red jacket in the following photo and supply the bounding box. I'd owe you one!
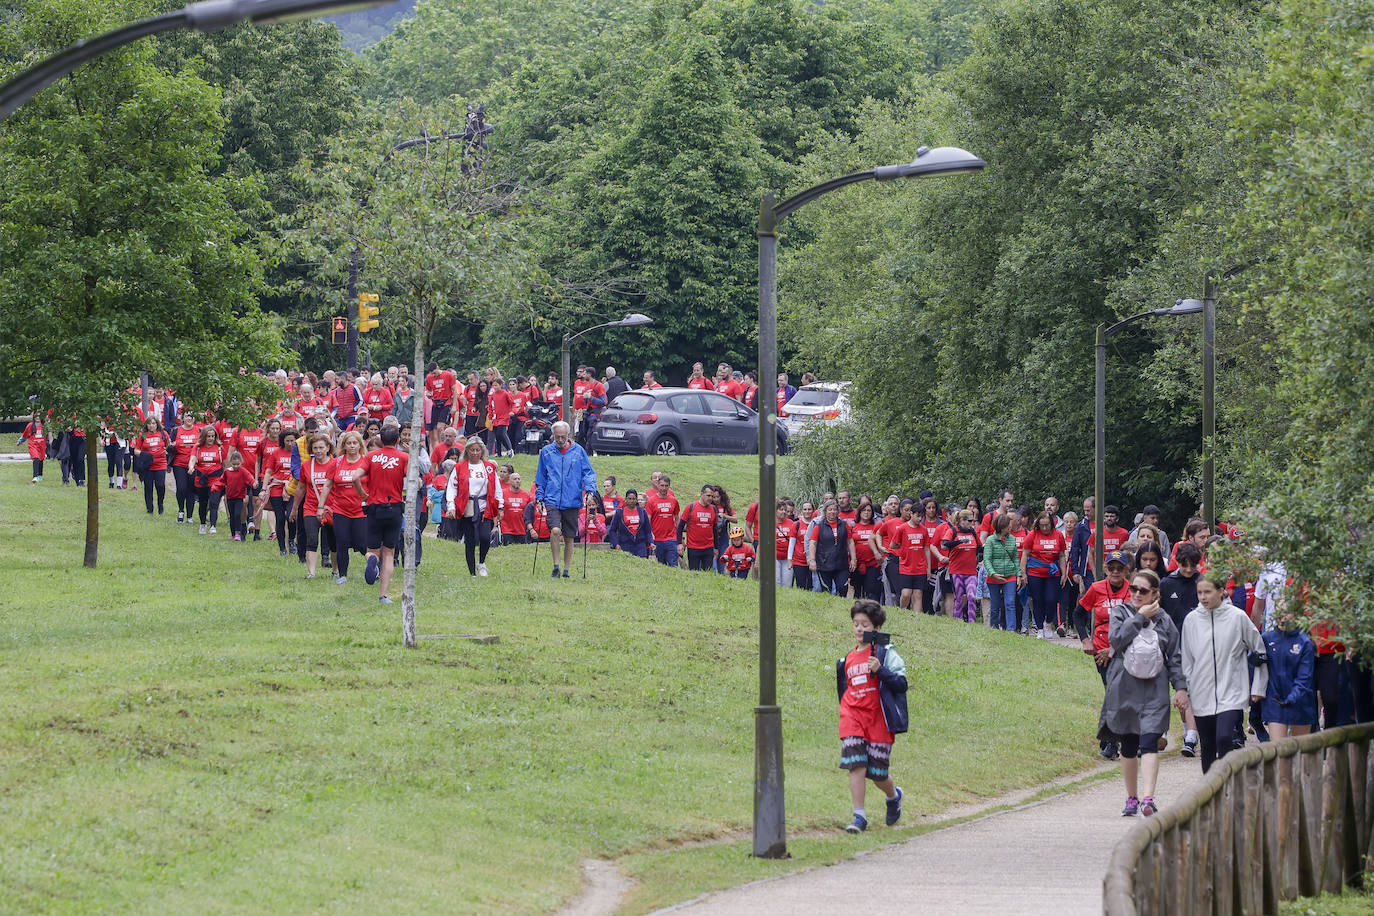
[222,450,257,542]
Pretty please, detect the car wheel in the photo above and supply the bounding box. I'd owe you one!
[651,434,680,457]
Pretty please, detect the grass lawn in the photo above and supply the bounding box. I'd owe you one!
[0,457,1104,913]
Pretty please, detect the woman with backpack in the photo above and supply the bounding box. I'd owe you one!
[1099,568,1190,818]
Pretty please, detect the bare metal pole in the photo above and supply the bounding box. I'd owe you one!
[1202,275,1217,527]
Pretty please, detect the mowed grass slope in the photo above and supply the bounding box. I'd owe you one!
[0,458,1103,913]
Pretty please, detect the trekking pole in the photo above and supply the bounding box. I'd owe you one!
[532,535,539,576]
[583,523,589,579]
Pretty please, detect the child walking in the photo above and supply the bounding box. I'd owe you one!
[837,599,909,832]
[222,450,257,542]
[939,510,980,622]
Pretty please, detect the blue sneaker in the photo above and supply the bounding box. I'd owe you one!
[551,565,561,579]
[365,554,380,585]
[562,569,571,578]
[845,814,868,833]
[885,787,904,826]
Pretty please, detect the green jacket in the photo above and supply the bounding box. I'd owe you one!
[983,533,1020,580]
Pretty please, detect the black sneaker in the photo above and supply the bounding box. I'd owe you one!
[1182,738,1198,758]
[551,565,560,579]
[885,787,904,826]
[562,569,571,578]
[252,530,261,542]
[1099,742,1120,761]
[845,814,868,833]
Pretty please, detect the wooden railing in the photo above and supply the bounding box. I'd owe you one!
[1104,722,1374,915]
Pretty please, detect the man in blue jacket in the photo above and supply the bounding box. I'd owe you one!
[534,420,598,579]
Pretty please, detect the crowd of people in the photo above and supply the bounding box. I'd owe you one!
[18,359,1370,829]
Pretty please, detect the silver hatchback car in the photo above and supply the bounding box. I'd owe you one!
[780,382,852,436]
[590,387,789,456]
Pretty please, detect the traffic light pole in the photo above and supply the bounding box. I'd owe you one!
[346,248,360,372]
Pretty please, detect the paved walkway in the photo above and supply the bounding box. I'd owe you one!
[663,754,1203,916]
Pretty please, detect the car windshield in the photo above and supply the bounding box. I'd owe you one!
[787,388,839,407]
[610,393,654,411]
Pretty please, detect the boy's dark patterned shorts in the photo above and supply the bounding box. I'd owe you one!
[840,735,891,781]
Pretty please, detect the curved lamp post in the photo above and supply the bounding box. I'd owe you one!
[1092,299,1203,575]
[562,313,653,424]
[0,0,398,121]
[754,145,985,859]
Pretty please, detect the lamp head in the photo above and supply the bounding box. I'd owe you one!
[187,0,399,30]
[872,146,986,181]
[1154,298,1205,317]
[612,313,653,328]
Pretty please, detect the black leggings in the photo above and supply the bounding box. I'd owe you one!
[270,494,294,554]
[196,487,221,526]
[491,424,513,455]
[32,458,43,478]
[1315,653,1353,728]
[105,441,128,480]
[68,435,86,483]
[143,469,166,512]
[818,568,849,595]
[1195,709,1244,773]
[332,514,366,577]
[857,567,883,602]
[457,516,493,574]
[1118,733,1164,759]
[792,566,812,590]
[173,466,197,515]
[687,547,715,571]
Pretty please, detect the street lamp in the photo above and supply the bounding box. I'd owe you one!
[561,313,653,424]
[0,0,399,121]
[1093,299,1203,575]
[754,145,985,859]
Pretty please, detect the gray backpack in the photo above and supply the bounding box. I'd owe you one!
[1123,622,1164,679]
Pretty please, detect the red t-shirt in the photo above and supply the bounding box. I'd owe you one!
[942,527,979,575]
[929,521,953,568]
[851,521,880,570]
[839,645,891,743]
[509,389,529,418]
[1079,579,1131,652]
[687,377,715,390]
[585,380,606,410]
[1088,525,1130,565]
[791,520,810,566]
[223,466,256,500]
[264,445,292,495]
[716,378,743,400]
[744,501,760,541]
[237,428,266,472]
[327,456,367,519]
[365,446,409,505]
[191,445,225,488]
[133,433,168,471]
[489,388,513,424]
[296,397,328,420]
[775,518,799,560]
[501,486,531,536]
[463,383,479,417]
[363,387,394,420]
[722,543,756,573]
[894,522,930,576]
[431,441,461,468]
[1025,529,1067,577]
[172,425,201,468]
[426,370,457,404]
[1011,528,1030,559]
[645,492,680,542]
[878,517,905,556]
[681,500,718,550]
[572,379,591,410]
[301,457,333,517]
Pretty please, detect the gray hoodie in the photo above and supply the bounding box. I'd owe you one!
[1181,600,1268,716]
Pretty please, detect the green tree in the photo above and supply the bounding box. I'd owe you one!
[0,0,287,567]
[290,101,536,645]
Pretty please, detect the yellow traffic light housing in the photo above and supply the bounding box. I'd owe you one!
[358,292,380,333]
[331,316,347,345]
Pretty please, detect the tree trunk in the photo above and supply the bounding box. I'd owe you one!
[400,331,425,648]
[83,434,99,568]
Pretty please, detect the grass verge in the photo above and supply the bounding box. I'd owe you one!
[0,459,1103,913]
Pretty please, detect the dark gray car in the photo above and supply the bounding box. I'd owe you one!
[589,387,789,456]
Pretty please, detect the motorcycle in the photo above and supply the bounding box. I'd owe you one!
[521,402,560,454]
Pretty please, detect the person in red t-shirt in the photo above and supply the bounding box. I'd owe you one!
[1088,505,1131,573]
[320,431,369,584]
[891,514,931,613]
[222,449,257,541]
[686,362,714,390]
[361,424,410,602]
[850,503,883,602]
[460,371,481,437]
[640,370,663,390]
[714,363,742,400]
[678,485,719,571]
[362,374,394,422]
[488,381,514,457]
[236,420,268,538]
[645,475,681,567]
[499,472,532,545]
[170,413,202,522]
[770,500,800,586]
[1020,511,1070,638]
[186,425,226,533]
[721,526,757,579]
[291,434,335,580]
[424,362,458,446]
[259,428,296,556]
[131,416,168,514]
[1079,550,1133,758]
[936,510,981,623]
[838,600,906,833]
[20,412,47,483]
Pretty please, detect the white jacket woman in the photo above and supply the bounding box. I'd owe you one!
[1180,572,1268,772]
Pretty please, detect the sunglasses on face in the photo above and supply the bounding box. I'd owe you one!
[1129,585,1154,595]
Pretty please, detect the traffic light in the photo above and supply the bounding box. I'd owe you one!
[358,292,380,333]
[331,316,347,345]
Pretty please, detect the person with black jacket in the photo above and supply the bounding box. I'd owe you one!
[1160,542,1204,756]
[607,489,652,557]
[837,600,907,833]
[808,500,857,596]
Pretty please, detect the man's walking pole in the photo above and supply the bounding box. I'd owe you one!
[532,504,541,576]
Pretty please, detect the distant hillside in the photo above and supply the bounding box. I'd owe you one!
[326,0,419,52]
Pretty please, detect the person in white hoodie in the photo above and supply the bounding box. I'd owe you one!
[1181,569,1269,773]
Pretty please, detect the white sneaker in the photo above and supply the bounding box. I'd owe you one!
[247,521,255,532]
[477,563,488,577]
[336,575,347,585]
[208,526,216,535]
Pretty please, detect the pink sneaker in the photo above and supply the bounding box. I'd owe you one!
[232,534,242,541]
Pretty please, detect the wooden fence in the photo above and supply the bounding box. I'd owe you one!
[1103,722,1374,915]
